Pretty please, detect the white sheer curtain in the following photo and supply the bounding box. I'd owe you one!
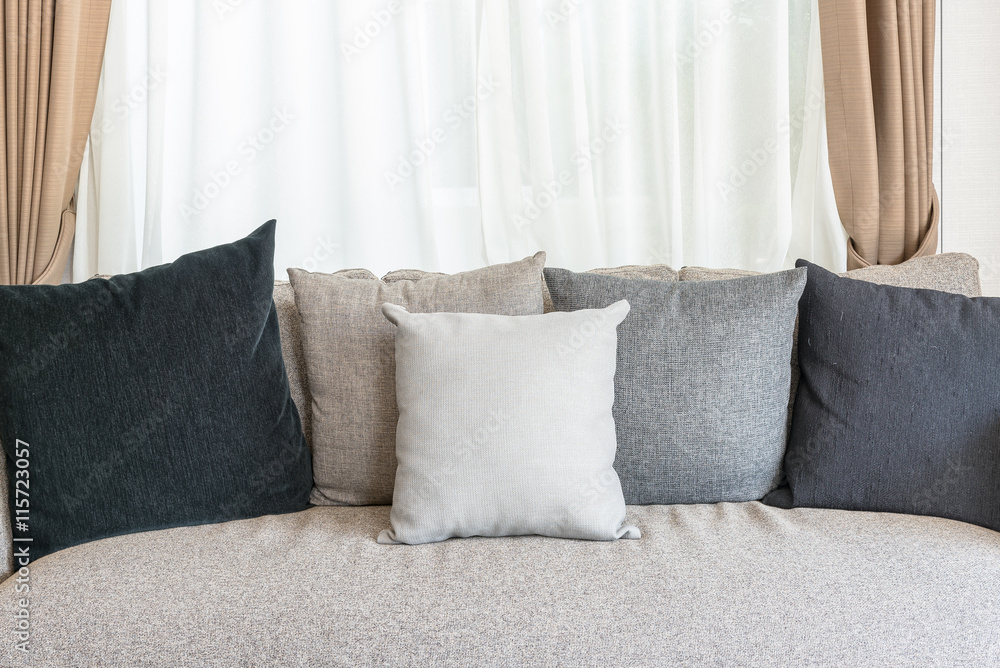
[74,0,844,282]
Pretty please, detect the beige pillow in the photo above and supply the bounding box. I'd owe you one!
[288,253,547,505]
[679,253,982,297]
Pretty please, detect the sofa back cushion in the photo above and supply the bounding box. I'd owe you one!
[544,267,806,505]
[679,253,982,296]
[767,260,1000,533]
[678,253,984,452]
[289,254,547,506]
[0,221,312,562]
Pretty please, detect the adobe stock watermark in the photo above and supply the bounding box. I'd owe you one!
[340,0,403,63]
[677,8,737,65]
[413,409,511,502]
[62,398,180,514]
[555,308,616,357]
[512,117,626,232]
[213,0,245,20]
[93,66,167,141]
[217,436,312,521]
[179,108,295,220]
[716,85,825,202]
[45,66,167,186]
[545,0,588,27]
[565,469,621,519]
[16,289,114,381]
[910,455,975,517]
[384,76,500,192]
[11,439,32,655]
[299,235,342,273]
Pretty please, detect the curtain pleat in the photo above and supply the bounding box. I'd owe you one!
[0,0,110,285]
[819,0,938,269]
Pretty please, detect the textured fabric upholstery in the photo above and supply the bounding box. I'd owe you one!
[767,261,1000,533]
[541,263,678,312]
[679,252,982,297]
[545,268,806,504]
[1,504,997,666]
[289,254,547,506]
[678,253,984,457]
[0,221,312,561]
[380,301,637,544]
[273,268,380,449]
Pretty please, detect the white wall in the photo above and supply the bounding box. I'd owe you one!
[939,1,1000,296]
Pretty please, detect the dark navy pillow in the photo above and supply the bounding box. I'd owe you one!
[0,220,312,561]
[765,260,1000,534]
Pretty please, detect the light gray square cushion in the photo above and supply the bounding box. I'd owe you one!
[544,267,807,505]
[378,301,639,544]
[288,254,546,506]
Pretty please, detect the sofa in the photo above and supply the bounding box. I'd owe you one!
[1,232,999,666]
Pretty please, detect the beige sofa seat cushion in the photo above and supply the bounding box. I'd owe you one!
[3,504,998,666]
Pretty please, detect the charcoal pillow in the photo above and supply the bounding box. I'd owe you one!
[288,254,546,506]
[0,221,312,561]
[544,267,806,505]
[764,260,1000,533]
[378,301,639,544]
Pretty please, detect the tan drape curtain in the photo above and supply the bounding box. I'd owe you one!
[819,0,938,269]
[0,0,111,285]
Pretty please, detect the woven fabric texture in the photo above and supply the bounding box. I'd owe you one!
[545,267,806,504]
[678,252,984,457]
[380,301,638,544]
[288,253,546,506]
[1,503,997,666]
[541,263,677,312]
[0,221,312,561]
[765,261,1000,534]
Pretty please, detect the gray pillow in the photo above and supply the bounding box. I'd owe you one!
[542,264,677,313]
[544,267,807,505]
[288,253,546,506]
[378,301,639,545]
[678,253,984,456]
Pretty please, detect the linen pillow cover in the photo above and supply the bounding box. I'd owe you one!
[677,252,984,459]
[0,221,312,561]
[378,301,639,544]
[544,267,807,505]
[764,261,1000,533]
[289,253,546,506]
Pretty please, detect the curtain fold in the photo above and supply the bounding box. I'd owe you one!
[819,0,937,269]
[0,0,111,285]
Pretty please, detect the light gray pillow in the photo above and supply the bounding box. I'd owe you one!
[378,301,640,545]
[544,267,807,505]
[288,254,546,506]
